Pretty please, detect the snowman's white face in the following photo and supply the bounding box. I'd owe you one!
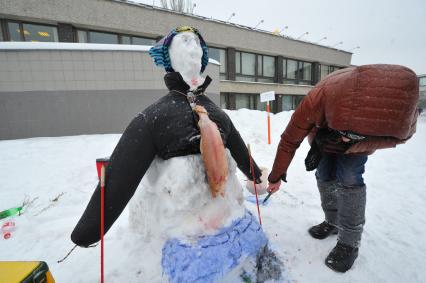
[168,31,203,76]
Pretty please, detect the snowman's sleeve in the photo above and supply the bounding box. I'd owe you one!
[71,113,156,247]
[227,121,262,182]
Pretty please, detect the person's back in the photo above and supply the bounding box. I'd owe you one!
[269,64,419,183]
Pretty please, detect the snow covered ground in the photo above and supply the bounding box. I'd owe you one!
[0,109,425,283]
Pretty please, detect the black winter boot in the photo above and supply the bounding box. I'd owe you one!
[308,221,338,239]
[325,241,359,272]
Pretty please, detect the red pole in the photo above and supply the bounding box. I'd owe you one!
[100,165,105,283]
[247,144,262,226]
[267,101,271,145]
[96,158,108,283]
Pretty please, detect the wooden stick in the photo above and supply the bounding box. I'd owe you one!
[248,144,262,226]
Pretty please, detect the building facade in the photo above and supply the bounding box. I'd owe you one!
[419,75,426,110]
[0,0,352,139]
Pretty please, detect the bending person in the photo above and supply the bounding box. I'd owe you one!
[267,64,419,272]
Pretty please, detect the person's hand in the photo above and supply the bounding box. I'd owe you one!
[267,180,282,195]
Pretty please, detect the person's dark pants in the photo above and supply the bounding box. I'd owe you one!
[315,153,368,248]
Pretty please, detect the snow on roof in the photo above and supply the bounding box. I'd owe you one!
[0,42,220,65]
[0,42,152,51]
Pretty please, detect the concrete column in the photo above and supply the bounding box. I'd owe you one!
[0,19,7,41]
[276,55,284,84]
[312,62,320,85]
[57,23,75,42]
[276,95,283,112]
[226,47,236,81]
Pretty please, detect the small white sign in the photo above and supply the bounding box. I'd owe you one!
[260,91,275,102]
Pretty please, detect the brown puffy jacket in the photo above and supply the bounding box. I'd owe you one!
[269,64,419,182]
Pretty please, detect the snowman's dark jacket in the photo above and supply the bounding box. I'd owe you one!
[71,72,262,247]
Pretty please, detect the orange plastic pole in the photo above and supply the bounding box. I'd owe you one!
[267,101,271,144]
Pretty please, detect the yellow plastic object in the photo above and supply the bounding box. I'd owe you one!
[0,261,55,283]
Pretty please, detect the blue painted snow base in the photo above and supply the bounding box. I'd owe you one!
[162,210,268,283]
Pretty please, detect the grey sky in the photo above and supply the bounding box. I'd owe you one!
[136,0,426,74]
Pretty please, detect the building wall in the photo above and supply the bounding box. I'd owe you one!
[220,80,313,95]
[0,0,353,139]
[0,47,220,140]
[0,0,352,66]
[418,75,426,110]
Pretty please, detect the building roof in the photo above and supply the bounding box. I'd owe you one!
[111,0,352,55]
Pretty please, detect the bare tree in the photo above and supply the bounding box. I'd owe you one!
[186,0,195,14]
[160,0,168,9]
[160,0,195,13]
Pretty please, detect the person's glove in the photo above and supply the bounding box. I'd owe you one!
[305,141,322,171]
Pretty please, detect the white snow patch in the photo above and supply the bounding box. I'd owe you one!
[0,110,425,282]
[0,42,221,65]
[0,41,152,51]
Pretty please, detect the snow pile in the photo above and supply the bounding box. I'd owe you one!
[0,110,425,283]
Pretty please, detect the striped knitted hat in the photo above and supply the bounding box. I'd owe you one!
[149,26,209,73]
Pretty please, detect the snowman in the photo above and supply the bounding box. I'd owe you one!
[71,26,282,282]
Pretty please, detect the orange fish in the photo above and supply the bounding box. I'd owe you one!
[193,105,228,198]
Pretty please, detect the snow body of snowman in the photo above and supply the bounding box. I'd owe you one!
[71,26,282,283]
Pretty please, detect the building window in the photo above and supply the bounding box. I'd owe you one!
[23,23,58,42]
[278,95,306,111]
[77,29,155,46]
[5,21,58,42]
[209,47,227,80]
[320,64,330,80]
[132,36,155,46]
[89,31,118,44]
[283,59,313,85]
[241,52,256,75]
[281,95,293,111]
[320,64,342,80]
[285,59,298,80]
[220,93,276,111]
[234,93,256,109]
[420,77,426,87]
[77,30,87,43]
[257,55,275,83]
[236,51,277,83]
[121,35,131,44]
[220,93,228,109]
[0,26,4,41]
[302,62,312,81]
[235,51,255,82]
[298,61,312,85]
